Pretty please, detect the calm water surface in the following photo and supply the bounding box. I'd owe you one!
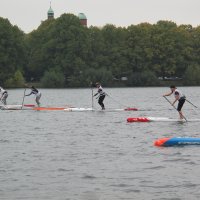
[0,87,200,200]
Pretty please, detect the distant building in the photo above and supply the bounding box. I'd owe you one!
[47,4,87,26]
[78,13,87,27]
[47,3,54,19]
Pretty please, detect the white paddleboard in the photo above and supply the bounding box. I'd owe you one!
[127,117,200,122]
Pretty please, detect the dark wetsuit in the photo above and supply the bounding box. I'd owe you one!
[174,89,186,111]
[95,86,106,110]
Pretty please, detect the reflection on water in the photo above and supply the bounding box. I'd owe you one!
[0,87,200,200]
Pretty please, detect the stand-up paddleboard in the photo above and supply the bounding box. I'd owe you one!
[111,107,138,111]
[124,108,138,111]
[105,108,138,112]
[154,137,200,147]
[127,117,200,123]
[64,108,94,112]
[23,104,35,107]
[33,107,66,111]
[1,105,138,112]
[64,107,138,112]
[0,104,35,110]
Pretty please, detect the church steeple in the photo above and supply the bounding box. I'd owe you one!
[47,2,54,19]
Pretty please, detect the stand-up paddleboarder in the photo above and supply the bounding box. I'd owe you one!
[163,85,186,120]
[94,82,106,110]
[25,86,42,107]
[0,86,8,105]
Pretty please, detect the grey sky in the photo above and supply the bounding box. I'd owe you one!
[1,0,200,33]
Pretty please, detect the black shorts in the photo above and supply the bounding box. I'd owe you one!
[177,98,185,111]
[98,95,105,104]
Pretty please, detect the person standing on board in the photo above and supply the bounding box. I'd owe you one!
[0,86,8,105]
[94,82,106,110]
[163,85,186,120]
[25,86,41,107]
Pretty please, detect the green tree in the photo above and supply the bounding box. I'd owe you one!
[184,64,200,85]
[0,17,27,85]
[26,14,89,85]
[23,18,200,87]
[5,70,25,87]
[41,69,65,88]
[68,68,113,87]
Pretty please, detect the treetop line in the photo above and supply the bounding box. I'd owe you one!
[0,6,200,88]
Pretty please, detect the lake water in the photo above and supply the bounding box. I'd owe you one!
[0,87,200,200]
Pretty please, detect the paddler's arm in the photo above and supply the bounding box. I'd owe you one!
[93,88,101,97]
[172,95,179,106]
[0,90,4,99]
[0,92,5,100]
[25,91,33,96]
[163,91,173,97]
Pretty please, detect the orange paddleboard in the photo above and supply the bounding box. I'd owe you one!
[33,107,66,111]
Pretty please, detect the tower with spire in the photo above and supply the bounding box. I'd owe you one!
[47,2,54,19]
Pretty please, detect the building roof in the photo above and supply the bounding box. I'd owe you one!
[48,7,54,14]
[78,13,87,20]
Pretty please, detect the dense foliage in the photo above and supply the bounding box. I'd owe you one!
[0,17,27,87]
[0,14,200,87]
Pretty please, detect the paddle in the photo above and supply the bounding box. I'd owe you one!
[186,99,198,108]
[163,96,187,122]
[90,82,95,110]
[21,89,26,109]
[92,87,94,110]
[106,93,130,108]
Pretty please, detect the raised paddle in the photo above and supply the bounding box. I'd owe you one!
[163,96,187,122]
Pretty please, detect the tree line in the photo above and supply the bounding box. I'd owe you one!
[0,14,200,88]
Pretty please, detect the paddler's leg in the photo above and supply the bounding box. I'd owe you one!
[98,95,105,110]
[36,93,41,107]
[178,111,184,119]
[2,93,8,105]
[177,98,185,119]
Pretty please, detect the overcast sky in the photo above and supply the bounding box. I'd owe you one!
[0,0,200,33]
